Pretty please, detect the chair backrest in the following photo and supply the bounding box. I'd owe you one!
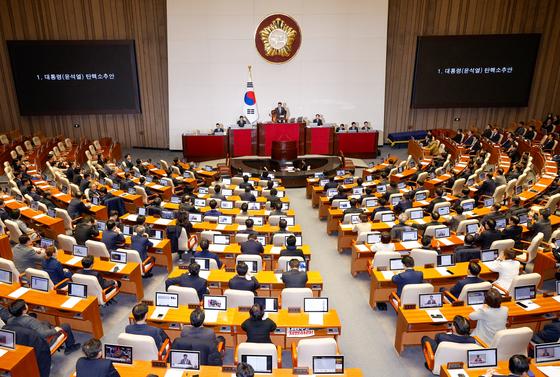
[525,232,544,267]
[0,258,19,280]
[55,209,73,231]
[168,286,200,305]
[120,249,142,264]
[417,172,428,182]
[424,225,447,238]
[5,219,22,243]
[85,240,110,258]
[235,216,249,225]
[117,333,158,361]
[373,210,393,221]
[296,338,337,368]
[57,234,77,253]
[200,231,220,242]
[203,215,219,223]
[236,255,263,272]
[71,273,104,304]
[160,160,169,170]
[456,219,479,235]
[432,202,451,216]
[451,178,466,196]
[372,251,401,268]
[490,327,533,361]
[409,249,438,266]
[433,342,484,374]
[178,227,189,251]
[493,184,506,204]
[505,179,517,198]
[1,135,10,145]
[224,289,255,308]
[457,281,493,301]
[25,268,54,291]
[281,288,313,309]
[24,140,33,151]
[272,233,295,247]
[237,342,278,369]
[134,185,149,204]
[235,233,250,243]
[400,283,434,307]
[489,239,515,255]
[550,229,560,243]
[268,215,282,226]
[277,256,304,272]
[544,194,560,216]
[508,273,541,295]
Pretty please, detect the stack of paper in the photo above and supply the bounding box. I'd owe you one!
[66,256,83,265]
[438,238,454,246]
[215,224,226,230]
[209,244,226,253]
[126,214,138,222]
[150,307,169,320]
[269,247,282,255]
[380,271,395,280]
[537,366,560,377]
[435,267,452,276]
[8,287,29,299]
[155,218,172,226]
[61,296,82,309]
[204,310,219,323]
[308,313,324,325]
[355,244,371,252]
[400,241,421,249]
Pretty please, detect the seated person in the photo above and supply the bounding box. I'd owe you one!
[204,200,222,217]
[212,123,225,135]
[323,177,338,191]
[482,355,530,377]
[276,218,290,234]
[241,304,277,343]
[7,299,81,355]
[42,246,72,287]
[371,198,391,219]
[125,303,168,348]
[267,188,281,206]
[361,121,372,131]
[425,188,446,214]
[80,255,120,291]
[501,215,523,248]
[101,220,125,251]
[175,308,222,366]
[480,204,502,226]
[280,235,305,258]
[391,255,424,297]
[469,288,508,346]
[371,232,395,253]
[269,202,284,216]
[212,185,226,201]
[73,217,100,245]
[532,318,560,344]
[165,261,208,300]
[239,219,258,235]
[394,192,413,214]
[76,338,120,377]
[455,234,481,262]
[130,226,153,277]
[10,209,39,240]
[312,114,323,126]
[486,248,520,292]
[238,175,254,190]
[353,213,372,239]
[449,261,485,298]
[475,219,501,249]
[343,198,363,215]
[146,197,163,217]
[239,187,256,202]
[446,205,466,232]
[335,124,346,133]
[237,116,248,128]
[12,234,44,273]
[348,122,359,132]
[193,239,222,268]
[240,234,264,255]
[228,262,260,293]
[281,258,308,288]
[421,315,475,353]
[528,208,552,242]
[329,186,347,204]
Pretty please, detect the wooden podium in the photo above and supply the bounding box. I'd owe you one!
[257,123,305,156]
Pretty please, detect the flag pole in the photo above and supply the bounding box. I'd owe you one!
[248,65,253,81]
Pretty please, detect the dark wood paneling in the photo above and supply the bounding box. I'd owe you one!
[0,0,168,148]
[385,0,560,136]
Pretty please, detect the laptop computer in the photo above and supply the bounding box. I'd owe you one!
[30,276,49,292]
[0,329,15,349]
[0,269,12,285]
[155,292,179,308]
[467,290,487,306]
[389,258,404,271]
[480,249,498,262]
[68,283,88,298]
[466,223,478,234]
[218,215,233,225]
[104,344,133,365]
[254,297,278,312]
[304,298,329,312]
[437,254,455,267]
[188,213,202,223]
[313,356,344,375]
[213,234,230,245]
[73,245,88,258]
[434,227,450,239]
[535,343,560,364]
[419,293,443,309]
[168,350,200,371]
[40,237,54,249]
[402,229,418,242]
[241,355,273,374]
[514,285,536,301]
[409,209,424,220]
[366,232,381,244]
[467,349,497,369]
[381,213,395,222]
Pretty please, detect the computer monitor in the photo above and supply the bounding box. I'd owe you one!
[188,213,202,223]
[128,188,136,195]
[40,237,54,249]
[110,251,127,264]
[31,276,49,292]
[353,187,363,195]
[112,183,120,190]
[397,166,404,174]
[495,217,507,230]
[402,230,418,242]
[343,178,353,185]
[467,349,497,369]
[198,187,208,195]
[194,198,206,207]
[0,329,15,349]
[518,213,528,225]
[366,175,373,182]
[281,216,295,226]
[203,295,227,311]
[221,178,231,185]
[466,223,479,234]
[535,343,560,364]
[97,221,107,231]
[150,229,163,239]
[467,290,487,306]
[364,198,378,208]
[137,207,147,216]
[462,201,474,212]
[285,235,303,247]
[213,234,230,245]
[155,292,179,308]
[222,189,233,197]
[390,196,402,206]
[366,232,381,244]
[409,209,424,220]
[122,225,132,236]
[338,200,351,210]
[437,254,455,267]
[376,185,386,193]
[249,216,264,226]
[437,206,450,216]
[336,170,345,176]
[104,344,133,365]
[169,350,200,370]
[194,258,211,271]
[415,191,427,201]
[389,258,404,271]
[218,216,233,225]
[145,176,153,183]
[221,201,233,209]
[304,297,329,312]
[326,188,337,198]
[319,179,330,187]
[434,227,450,239]
[241,355,273,374]
[419,293,443,309]
[313,356,344,375]
[349,214,359,224]
[0,269,12,285]
[381,213,395,222]
[315,172,324,178]
[483,197,494,207]
[285,260,306,272]
[248,202,261,210]
[480,249,499,262]
[73,245,88,258]
[244,260,258,273]
[170,196,180,204]
[256,235,266,246]
[68,283,87,298]
[515,185,522,195]
[397,182,406,189]
[254,297,278,312]
[514,285,536,301]
[161,210,174,220]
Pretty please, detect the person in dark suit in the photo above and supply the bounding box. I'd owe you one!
[421,315,476,353]
[101,220,125,251]
[273,102,287,123]
[212,185,227,201]
[532,318,560,344]
[449,261,485,298]
[146,197,163,217]
[391,255,424,297]
[281,258,308,288]
[123,154,134,169]
[130,225,153,261]
[323,177,338,191]
[237,116,248,128]
[67,193,91,219]
[280,235,305,259]
[79,173,92,194]
[240,234,264,255]
[239,187,256,202]
[543,134,556,151]
[371,198,391,219]
[329,186,347,204]
[454,234,482,262]
[241,304,277,343]
[475,219,501,249]
[42,246,72,287]
[475,173,497,203]
[228,262,260,293]
[502,215,523,249]
[204,200,222,217]
[0,200,10,221]
[425,188,446,214]
[528,208,552,241]
[125,303,168,348]
[165,261,209,300]
[76,337,120,377]
[175,308,223,366]
[193,239,222,268]
[394,192,413,215]
[480,204,503,227]
[73,217,100,245]
[489,128,501,143]
[462,130,475,146]
[452,129,464,144]
[312,114,323,126]
[4,324,51,377]
[80,255,120,291]
[525,125,536,141]
[342,198,363,216]
[238,175,254,190]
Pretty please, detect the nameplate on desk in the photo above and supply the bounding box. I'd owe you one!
[288,307,301,313]
[447,362,464,369]
[238,306,251,312]
[151,360,167,368]
[178,265,189,270]
[451,300,464,307]
[403,304,416,310]
[187,304,199,309]
[424,263,434,269]
[142,300,154,306]
[222,365,236,373]
[293,367,309,375]
[287,328,315,338]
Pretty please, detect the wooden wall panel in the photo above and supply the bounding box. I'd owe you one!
[385,0,560,136]
[0,0,168,148]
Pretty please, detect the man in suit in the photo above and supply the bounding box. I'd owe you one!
[130,226,153,277]
[175,308,222,366]
[462,130,475,146]
[274,102,287,123]
[101,220,125,251]
[528,208,552,241]
[532,318,560,344]
[237,116,248,128]
[193,239,222,268]
[73,217,99,245]
[42,247,72,287]
[12,235,44,273]
[323,177,338,191]
[494,168,507,187]
[80,255,120,291]
[79,173,92,194]
[480,204,503,226]
[125,303,168,348]
[204,200,222,217]
[239,219,258,235]
[454,234,481,262]
[123,154,134,169]
[421,315,476,354]
[489,127,501,143]
[75,337,120,377]
[146,197,163,217]
[228,262,260,293]
[7,299,81,354]
[391,255,424,297]
[394,192,413,215]
[475,219,501,249]
[449,261,485,298]
[452,129,464,144]
[361,121,372,131]
[502,215,523,248]
[426,188,446,214]
[482,124,492,139]
[475,173,497,203]
[238,175,254,190]
[525,125,537,141]
[136,159,147,175]
[280,235,305,259]
[240,234,264,255]
[0,200,9,221]
[371,197,391,219]
[342,198,363,216]
[67,193,91,219]
[165,261,209,301]
[312,114,323,126]
[281,259,308,288]
[239,187,256,202]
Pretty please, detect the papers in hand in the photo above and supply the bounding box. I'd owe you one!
[426,309,447,322]
[308,312,324,325]
[8,287,29,299]
[150,307,169,320]
[66,256,83,265]
[204,310,219,323]
[61,296,82,309]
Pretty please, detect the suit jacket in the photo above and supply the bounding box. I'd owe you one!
[478,179,497,197]
[452,133,464,143]
[4,324,51,377]
[392,269,424,297]
[147,204,163,217]
[240,240,264,255]
[228,275,260,292]
[165,273,208,300]
[12,244,43,273]
[501,225,523,246]
[76,357,120,377]
[476,229,502,249]
[426,196,446,214]
[280,247,305,259]
[73,223,99,245]
[532,320,560,344]
[312,119,323,126]
[171,336,221,366]
[193,249,222,268]
[281,270,308,288]
[42,258,71,285]
[239,192,256,202]
[449,276,485,298]
[130,234,153,261]
[80,269,113,290]
[394,199,413,213]
[101,230,125,251]
[7,314,58,339]
[67,198,89,219]
[125,323,167,349]
[529,219,552,241]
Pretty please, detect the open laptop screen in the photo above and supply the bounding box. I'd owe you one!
[155,292,178,308]
[535,343,560,364]
[169,350,200,370]
[313,355,345,375]
[203,295,227,311]
[104,344,133,365]
[467,349,497,369]
[241,355,273,374]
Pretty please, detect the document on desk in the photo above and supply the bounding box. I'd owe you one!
[154,218,172,226]
[517,300,540,311]
[150,307,169,320]
[209,244,226,252]
[308,312,324,325]
[384,222,395,228]
[435,267,452,276]
[61,296,82,309]
[215,224,226,230]
[151,184,164,190]
[426,309,447,322]
[164,369,185,377]
[417,200,429,206]
[112,263,127,273]
[126,214,138,222]
[199,271,210,280]
[553,295,560,303]
[438,238,454,246]
[340,224,352,231]
[270,247,282,255]
[446,369,469,377]
[414,219,426,225]
[400,241,421,250]
[204,310,219,323]
[0,349,7,358]
[32,213,47,220]
[8,287,29,299]
[149,239,161,246]
[380,271,395,280]
[54,193,66,198]
[19,206,29,211]
[538,366,560,377]
[456,235,465,241]
[355,244,370,252]
[66,256,83,265]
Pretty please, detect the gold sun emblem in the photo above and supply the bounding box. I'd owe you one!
[259,18,297,57]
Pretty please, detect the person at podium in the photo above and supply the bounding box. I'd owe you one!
[361,121,372,131]
[212,123,225,135]
[335,123,346,133]
[348,122,359,132]
[271,102,287,123]
[312,114,323,126]
[237,116,248,128]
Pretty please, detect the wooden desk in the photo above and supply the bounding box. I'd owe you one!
[202,244,311,270]
[182,134,228,161]
[2,197,65,238]
[191,223,302,235]
[57,252,144,300]
[440,360,557,377]
[167,269,323,298]
[0,235,12,260]
[0,283,103,338]
[0,345,41,377]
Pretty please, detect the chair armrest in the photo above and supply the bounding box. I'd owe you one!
[291,343,298,367]
[443,291,458,303]
[472,336,489,348]
[71,216,83,225]
[142,256,155,269]
[217,340,224,353]
[101,284,119,301]
[18,272,26,284]
[277,345,282,368]
[234,345,239,364]
[389,292,401,312]
[158,337,170,361]
[518,240,533,245]
[492,282,508,294]
[53,278,70,290]
[422,338,435,372]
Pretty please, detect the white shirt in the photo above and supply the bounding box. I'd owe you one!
[469,306,508,344]
[486,259,521,291]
